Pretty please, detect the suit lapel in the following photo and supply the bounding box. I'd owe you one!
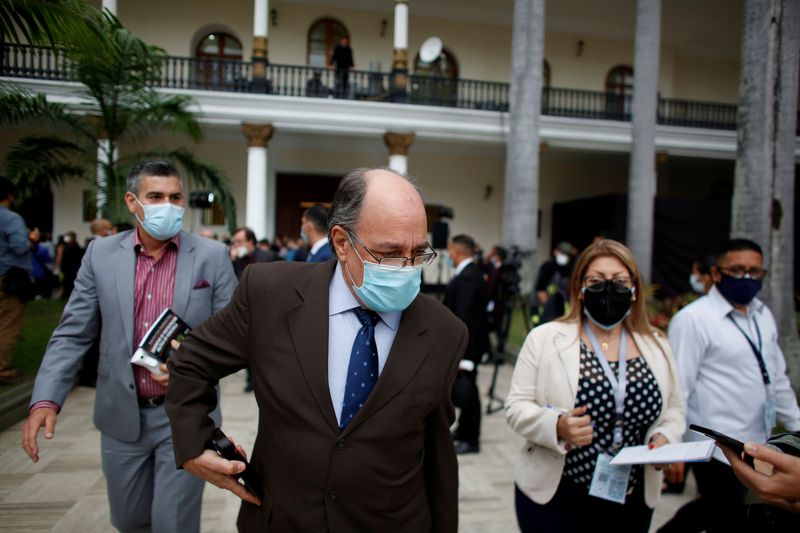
[341,297,430,437]
[116,233,136,356]
[287,261,339,435]
[172,232,195,317]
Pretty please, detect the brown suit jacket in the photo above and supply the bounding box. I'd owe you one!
[166,259,468,532]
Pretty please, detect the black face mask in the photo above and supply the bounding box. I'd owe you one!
[716,273,762,306]
[582,280,634,330]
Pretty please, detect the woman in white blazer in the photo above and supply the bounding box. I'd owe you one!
[506,239,684,533]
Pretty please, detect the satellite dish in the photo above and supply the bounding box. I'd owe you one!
[419,37,443,63]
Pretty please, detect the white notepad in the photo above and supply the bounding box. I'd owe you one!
[609,440,716,466]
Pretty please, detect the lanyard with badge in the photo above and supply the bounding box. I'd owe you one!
[727,314,776,434]
[583,324,631,504]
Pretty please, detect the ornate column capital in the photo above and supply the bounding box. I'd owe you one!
[243,123,274,148]
[383,132,414,156]
[392,48,408,71]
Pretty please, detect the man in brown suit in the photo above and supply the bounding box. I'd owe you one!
[166,167,468,531]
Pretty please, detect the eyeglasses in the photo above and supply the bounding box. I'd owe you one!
[347,230,437,270]
[718,266,767,280]
[583,276,634,294]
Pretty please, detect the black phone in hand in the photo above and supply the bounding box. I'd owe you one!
[689,424,755,466]
[210,428,264,498]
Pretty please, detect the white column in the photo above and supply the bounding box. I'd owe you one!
[384,132,414,175]
[253,0,269,39]
[388,155,407,174]
[243,124,273,240]
[102,0,117,15]
[394,1,408,51]
[96,139,118,218]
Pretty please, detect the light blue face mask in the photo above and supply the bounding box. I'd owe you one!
[135,197,184,241]
[346,239,422,312]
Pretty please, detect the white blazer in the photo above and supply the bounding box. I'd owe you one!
[505,320,685,508]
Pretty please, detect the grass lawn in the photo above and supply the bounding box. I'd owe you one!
[1,298,65,392]
[506,306,533,355]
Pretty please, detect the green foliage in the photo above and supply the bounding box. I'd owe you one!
[1,2,236,230]
[6,299,66,385]
[0,0,98,46]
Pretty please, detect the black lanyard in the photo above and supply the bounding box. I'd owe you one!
[727,314,770,385]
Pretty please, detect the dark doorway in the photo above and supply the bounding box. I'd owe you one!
[551,194,732,297]
[275,173,342,239]
[17,189,54,235]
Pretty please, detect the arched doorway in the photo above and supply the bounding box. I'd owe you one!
[412,47,459,105]
[307,18,349,68]
[605,65,633,119]
[194,31,243,89]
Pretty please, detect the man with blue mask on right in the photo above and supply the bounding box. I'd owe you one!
[165,167,468,532]
[659,238,800,533]
[22,159,236,532]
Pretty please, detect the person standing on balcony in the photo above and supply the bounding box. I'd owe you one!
[0,176,32,384]
[330,36,354,98]
[21,159,237,533]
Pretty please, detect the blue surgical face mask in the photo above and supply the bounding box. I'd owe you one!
[135,197,184,241]
[300,228,309,243]
[345,239,422,312]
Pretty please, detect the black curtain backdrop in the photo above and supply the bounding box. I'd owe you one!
[552,194,731,297]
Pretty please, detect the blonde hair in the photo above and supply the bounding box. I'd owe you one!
[561,239,655,337]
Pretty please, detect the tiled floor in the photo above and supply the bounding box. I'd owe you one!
[0,364,695,532]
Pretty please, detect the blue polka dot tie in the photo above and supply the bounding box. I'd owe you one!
[340,307,381,431]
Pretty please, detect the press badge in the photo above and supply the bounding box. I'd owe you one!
[589,453,630,504]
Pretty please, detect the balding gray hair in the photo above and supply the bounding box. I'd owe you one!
[327,167,419,238]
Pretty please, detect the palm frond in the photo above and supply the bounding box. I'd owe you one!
[4,135,87,199]
[0,0,103,46]
[123,94,203,143]
[0,88,74,127]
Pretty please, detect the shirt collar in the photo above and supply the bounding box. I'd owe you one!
[455,257,473,276]
[328,261,401,330]
[310,236,329,255]
[133,226,180,254]
[707,284,765,318]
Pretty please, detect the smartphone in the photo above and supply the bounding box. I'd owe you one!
[689,424,754,466]
[210,428,264,499]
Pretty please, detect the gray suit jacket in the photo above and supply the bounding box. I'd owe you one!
[31,230,237,442]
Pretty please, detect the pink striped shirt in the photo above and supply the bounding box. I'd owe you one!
[31,229,180,414]
[132,229,179,398]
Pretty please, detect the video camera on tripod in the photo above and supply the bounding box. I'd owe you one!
[485,246,532,414]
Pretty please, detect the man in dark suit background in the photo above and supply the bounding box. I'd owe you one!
[230,226,279,279]
[166,167,468,531]
[444,234,489,455]
[301,203,334,263]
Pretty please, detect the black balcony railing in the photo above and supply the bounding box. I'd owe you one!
[1,43,761,133]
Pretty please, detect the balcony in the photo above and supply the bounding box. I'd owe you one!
[0,43,745,132]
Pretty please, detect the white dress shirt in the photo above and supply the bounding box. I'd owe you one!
[310,236,330,256]
[669,285,800,460]
[328,262,401,424]
[453,257,473,277]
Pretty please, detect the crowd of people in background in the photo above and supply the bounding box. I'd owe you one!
[3,163,800,532]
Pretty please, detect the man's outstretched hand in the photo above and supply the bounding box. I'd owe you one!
[183,448,261,506]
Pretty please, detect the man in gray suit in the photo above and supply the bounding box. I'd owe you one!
[21,159,237,533]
